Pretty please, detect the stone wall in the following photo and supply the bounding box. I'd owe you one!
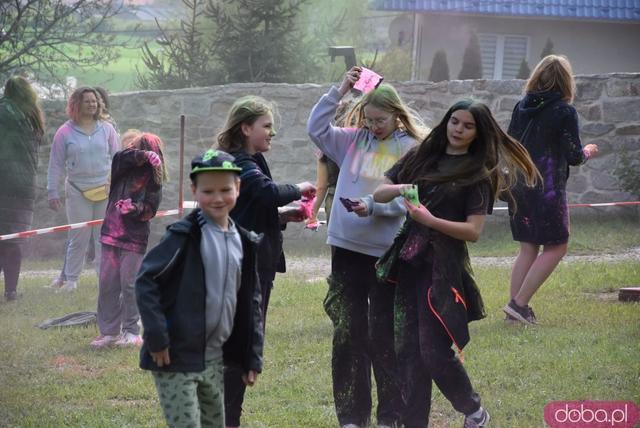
[28,73,639,257]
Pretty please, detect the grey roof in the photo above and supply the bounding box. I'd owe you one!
[372,0,640,22]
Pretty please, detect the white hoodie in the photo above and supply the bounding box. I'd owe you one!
[307,86,417,257]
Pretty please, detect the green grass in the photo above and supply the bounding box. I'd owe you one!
[282,213,640,259]
[69,38,159,93]
[1,260,639,427]
[465,213,639,257]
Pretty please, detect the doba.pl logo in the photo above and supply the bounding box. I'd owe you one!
[544,401,640,427]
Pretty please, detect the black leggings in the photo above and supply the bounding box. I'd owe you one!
[0,242,22,295]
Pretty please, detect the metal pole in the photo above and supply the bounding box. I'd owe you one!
[178,114,185,216]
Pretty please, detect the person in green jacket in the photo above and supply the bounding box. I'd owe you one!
[0,76,45,301]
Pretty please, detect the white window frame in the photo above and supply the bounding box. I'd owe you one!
[478,33,530,80]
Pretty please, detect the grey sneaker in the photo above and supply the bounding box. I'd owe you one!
[47,277,64,289]
[56,280,77,293]
[464,408,490,427]
[503,299,535,325]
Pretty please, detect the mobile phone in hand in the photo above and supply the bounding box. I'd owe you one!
[339,197,360,212]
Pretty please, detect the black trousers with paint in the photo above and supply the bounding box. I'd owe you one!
[324,246,403,426]
[224,275,272,427]
[395,261,481,428]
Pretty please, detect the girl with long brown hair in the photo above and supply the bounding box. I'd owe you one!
[374,99,539,428]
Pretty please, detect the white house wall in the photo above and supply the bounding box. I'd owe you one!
[409,13,640,79]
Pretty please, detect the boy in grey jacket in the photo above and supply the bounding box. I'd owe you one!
[136,149,263,427]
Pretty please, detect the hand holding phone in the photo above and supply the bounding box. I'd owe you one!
[339,197,360,212]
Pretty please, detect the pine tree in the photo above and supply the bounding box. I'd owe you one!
[458,32,483,80]
[206,0,309,84]
[516,59,531,80]
[428,49,450,82]
[540,38,555,59]
[137,0,214,89]
[137,0,310,89]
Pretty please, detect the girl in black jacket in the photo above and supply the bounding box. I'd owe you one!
[215,95,315,427]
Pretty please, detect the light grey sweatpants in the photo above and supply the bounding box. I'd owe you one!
[97,243,143,336]
[63,182,107,281]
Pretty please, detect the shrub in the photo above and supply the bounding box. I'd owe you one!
[614,148,640,198]
[458,32,483,79]
[428,49,450,82]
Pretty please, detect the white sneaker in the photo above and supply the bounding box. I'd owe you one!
[47,277,64,289]
[56,280,77,293]
[90,334,119,348]
[115,332,143,347]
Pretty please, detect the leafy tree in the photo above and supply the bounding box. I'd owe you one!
[458,32,483,80]
[0,0,126,90]
[540,37,555,59]
[428,49,450,82]
[516,59,531,80]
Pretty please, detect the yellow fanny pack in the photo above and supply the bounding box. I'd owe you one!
[69,181,109,202]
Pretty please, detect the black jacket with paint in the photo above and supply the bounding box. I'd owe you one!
[136,209,264,373]
[230,151,301,281]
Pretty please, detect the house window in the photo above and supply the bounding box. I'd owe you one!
[478,34,529,79]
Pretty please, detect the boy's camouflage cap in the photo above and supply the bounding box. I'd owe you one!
[190,149,242,179]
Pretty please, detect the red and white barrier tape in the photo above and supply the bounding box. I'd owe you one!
[1,200,638,241]
[0,209,179,241]
[492,201,640,211]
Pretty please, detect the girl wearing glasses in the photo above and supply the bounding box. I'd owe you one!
[373,99,539,428]
[307,66,428,428]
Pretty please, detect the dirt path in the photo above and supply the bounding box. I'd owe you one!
[285,247,640,281]
[21,247,640,283]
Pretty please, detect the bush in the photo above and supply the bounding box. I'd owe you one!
[516,59,531,79]
[428,49,450,82]
[374,48,412,81]
[614,148,640,198]
[458,32,483,79]
[540,37,555,59]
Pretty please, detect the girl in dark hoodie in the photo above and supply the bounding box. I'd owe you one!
[503,55,599,325]
[91,131,167,348]
[215,95,315,428]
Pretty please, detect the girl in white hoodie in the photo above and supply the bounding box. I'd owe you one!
[307,66,428,428]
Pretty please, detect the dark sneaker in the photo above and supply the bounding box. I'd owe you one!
[503,299,535,325]
[464,408,490,427]
[527,305,538,324]
[4,291,19,301]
